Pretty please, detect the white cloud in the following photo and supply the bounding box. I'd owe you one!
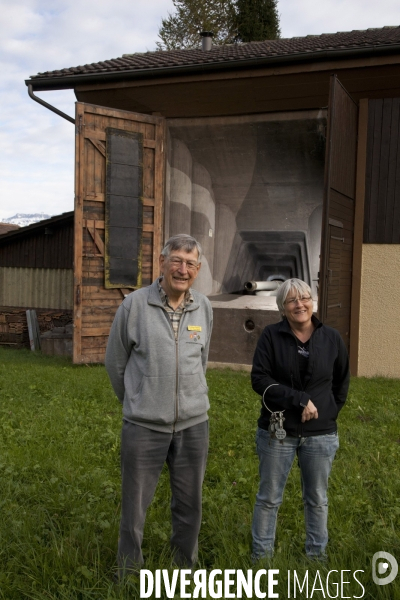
[0,0,175,220]
[280,0,400,37]
[1,0,400,220]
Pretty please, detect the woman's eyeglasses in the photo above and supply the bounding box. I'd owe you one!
[285,296,312,305]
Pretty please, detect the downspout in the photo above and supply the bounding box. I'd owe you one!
[27,83,75,125]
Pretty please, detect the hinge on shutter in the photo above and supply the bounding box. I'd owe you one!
[76,114,83,136]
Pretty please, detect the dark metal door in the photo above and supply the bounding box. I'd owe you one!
[318,75,358,350]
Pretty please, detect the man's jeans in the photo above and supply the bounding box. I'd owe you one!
[252,428,339,559]
[118,420,208,574]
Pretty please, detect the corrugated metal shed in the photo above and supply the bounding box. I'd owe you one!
[0,212,74,351]
[0,267,73,309]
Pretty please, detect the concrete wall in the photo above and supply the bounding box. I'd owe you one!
[191,162,216,295]
[208,307,280,366]
[358,245,400,377]
[168,138,192,235]
[166,137,218,294]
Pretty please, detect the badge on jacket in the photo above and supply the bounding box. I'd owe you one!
[189,332,201,341]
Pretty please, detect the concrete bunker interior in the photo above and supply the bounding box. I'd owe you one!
[166,110,326,298]
[165,110,327,363]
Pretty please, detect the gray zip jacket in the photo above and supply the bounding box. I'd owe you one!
[105,279,213,433]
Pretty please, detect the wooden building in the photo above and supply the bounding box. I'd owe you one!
[0,212,74,348]
[26,27,400,375]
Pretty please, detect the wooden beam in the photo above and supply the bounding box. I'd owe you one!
[85,130,156,149]
[82,326,112,336]
[350,98,369,375]
[86,221,105,256]
[84,193,105,202]
[74,54,400,93]
[73,104,85,362]
[80,102,163,124]
[85,219,105,229]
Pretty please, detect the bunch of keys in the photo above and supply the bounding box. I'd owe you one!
[269,411,286,440]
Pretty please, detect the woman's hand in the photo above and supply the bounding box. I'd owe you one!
[301,400,318,422]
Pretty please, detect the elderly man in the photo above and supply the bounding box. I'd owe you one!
[105,234,213,577]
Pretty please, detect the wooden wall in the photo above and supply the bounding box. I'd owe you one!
[364,98,400,243]
[74,103,164,364]
[319,76,358,351]
[0,219,73,269]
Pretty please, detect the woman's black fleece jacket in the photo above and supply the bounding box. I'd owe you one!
[251,315,350,438]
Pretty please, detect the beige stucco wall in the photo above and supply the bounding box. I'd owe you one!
[358,245,400,377]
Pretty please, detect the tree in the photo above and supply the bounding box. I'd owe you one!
[235,0,280,42]
[156,0,237,50]
[156,0,280,50]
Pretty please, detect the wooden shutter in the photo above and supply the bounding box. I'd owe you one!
[74,103,165,364]
[318,76,358,350]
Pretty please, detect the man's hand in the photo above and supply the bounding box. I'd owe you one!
[301,400,318,422]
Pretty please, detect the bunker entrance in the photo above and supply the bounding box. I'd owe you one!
[165,111,325,363]
[166,110,326,308]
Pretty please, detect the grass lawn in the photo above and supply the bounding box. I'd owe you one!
[0,347,399,599]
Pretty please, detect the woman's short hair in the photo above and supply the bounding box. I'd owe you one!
[276,278,312,314]
[161,234,202,262]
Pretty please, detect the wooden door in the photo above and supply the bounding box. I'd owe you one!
[74,103,165,364]
[318,76,358,350]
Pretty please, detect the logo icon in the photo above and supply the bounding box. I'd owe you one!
[372,551,398,585]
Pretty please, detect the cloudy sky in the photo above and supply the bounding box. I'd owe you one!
[1,0,400,221]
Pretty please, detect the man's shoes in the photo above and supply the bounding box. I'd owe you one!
[113,567,141,585]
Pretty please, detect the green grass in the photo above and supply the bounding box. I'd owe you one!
[0,347,399,599]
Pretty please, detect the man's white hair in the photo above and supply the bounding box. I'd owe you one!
[161,234,202,262]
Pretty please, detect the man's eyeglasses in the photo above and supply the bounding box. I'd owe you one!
[285,296,312,305]
[168,257,199,271]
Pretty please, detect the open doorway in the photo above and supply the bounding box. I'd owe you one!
[165,110,326,314]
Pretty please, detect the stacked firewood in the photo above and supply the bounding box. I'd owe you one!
[0,308,72,347]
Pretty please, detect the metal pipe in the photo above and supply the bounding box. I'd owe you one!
[27,83,75,125]
[244,280,280,292]
[200,31,213,51]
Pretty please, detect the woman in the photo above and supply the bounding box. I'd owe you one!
[251,278,349,560]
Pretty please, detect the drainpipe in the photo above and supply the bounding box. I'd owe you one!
[200,31,213,51]
[27,83,75,125]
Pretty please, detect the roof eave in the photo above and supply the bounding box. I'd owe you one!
[0,212,74,243]
[25,44,400,92]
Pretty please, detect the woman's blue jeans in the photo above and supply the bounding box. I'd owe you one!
[252,427,339,559]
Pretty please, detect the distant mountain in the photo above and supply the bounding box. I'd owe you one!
[2,213,52,227]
